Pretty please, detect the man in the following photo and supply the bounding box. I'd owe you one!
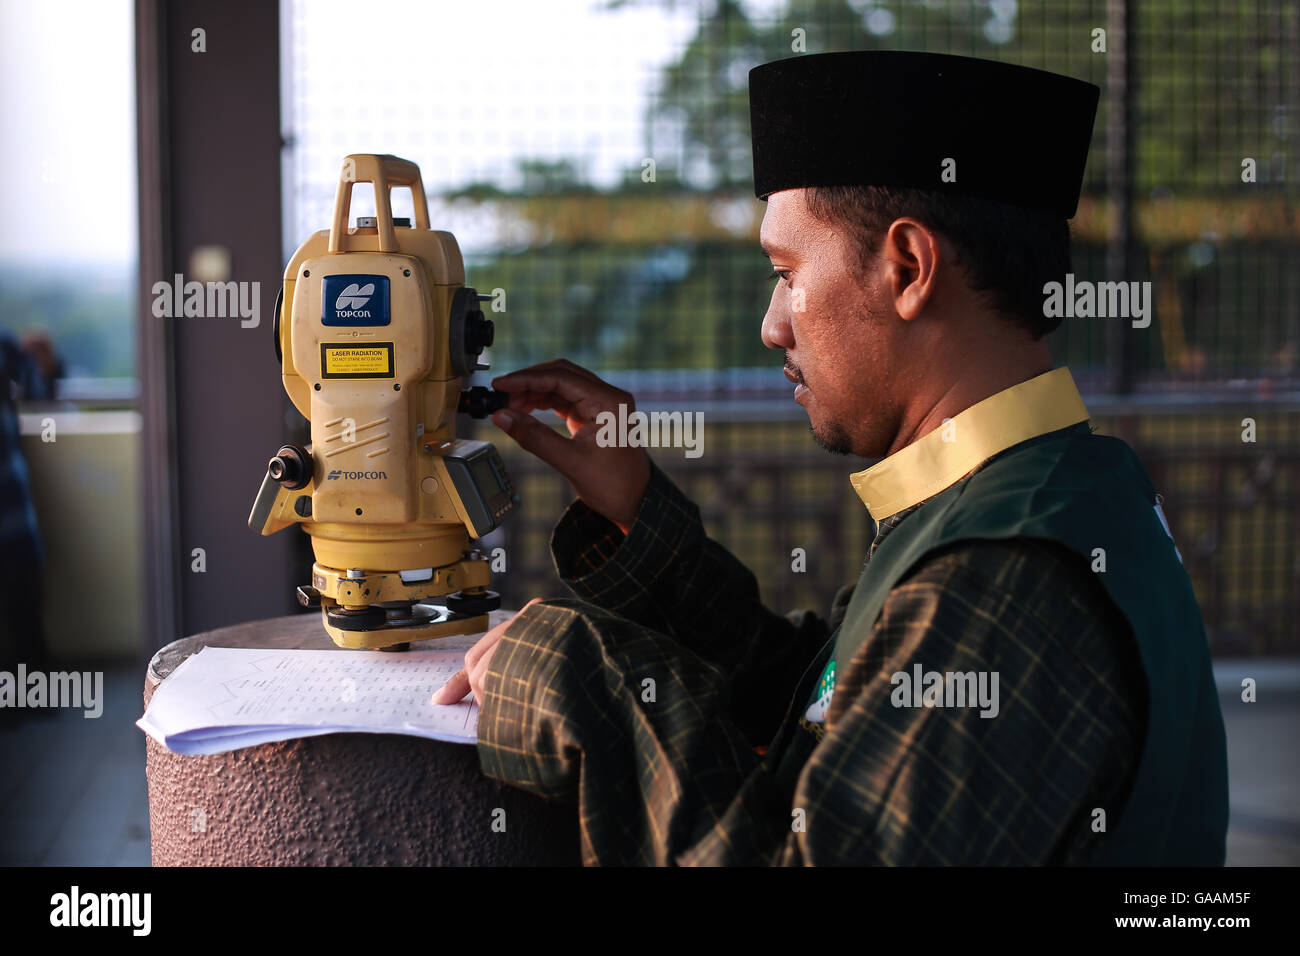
[433,51,1229,865]
[1,329,57,680]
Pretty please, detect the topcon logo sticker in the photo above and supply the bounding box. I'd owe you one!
[322,274,390,327]
[335,282,375,312]
[327,469,388,480]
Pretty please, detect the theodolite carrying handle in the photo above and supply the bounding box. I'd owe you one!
[328,153,431,254]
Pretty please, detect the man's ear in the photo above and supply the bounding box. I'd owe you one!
[880,218,942,321]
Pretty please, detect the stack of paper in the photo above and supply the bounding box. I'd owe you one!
[137,635,482,755]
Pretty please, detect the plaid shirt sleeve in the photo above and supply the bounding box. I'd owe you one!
[542,460,848,745]
[476,474,1145,866]
[787,535,1145,865]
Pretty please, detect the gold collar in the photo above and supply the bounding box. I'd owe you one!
[849,367,1090,521]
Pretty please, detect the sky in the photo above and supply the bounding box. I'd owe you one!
[0,0,787,268]
[0,0,137,267]
[282,0,705,254]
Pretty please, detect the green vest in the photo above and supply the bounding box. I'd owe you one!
[771,423,1229,865]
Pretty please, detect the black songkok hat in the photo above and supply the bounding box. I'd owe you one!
[749,51,1100,218]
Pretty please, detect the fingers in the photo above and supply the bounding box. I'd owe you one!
[431,667,470,705]
[528,358,604,382]
[495,358,604,389]
[492,364,629,414]
[492,371,598,409]
[491,406,584,474]
[492,362,636,455]
[432,600,547,707]
[464,627,500,672]
[490,363,634,472]
[465,599,542,669]
[502,392,589,439]
[507,389,580,418]
[466,647,493,706]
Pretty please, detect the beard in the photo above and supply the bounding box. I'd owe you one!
[809,420,854,456]
[787,355,855,456]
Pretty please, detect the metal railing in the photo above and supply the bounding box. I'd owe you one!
[468,399,1300,656]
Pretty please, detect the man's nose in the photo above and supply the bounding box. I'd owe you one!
[761,301,794,351]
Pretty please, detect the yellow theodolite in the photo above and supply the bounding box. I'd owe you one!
[249,154,516,649]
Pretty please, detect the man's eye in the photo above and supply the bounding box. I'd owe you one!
[768,270,791,284]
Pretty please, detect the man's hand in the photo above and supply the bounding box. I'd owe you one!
[489,359,651,533]
[430,599,542,706]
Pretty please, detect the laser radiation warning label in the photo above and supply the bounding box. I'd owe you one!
[320,342,395,379]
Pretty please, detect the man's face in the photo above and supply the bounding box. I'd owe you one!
[759,189,903,459]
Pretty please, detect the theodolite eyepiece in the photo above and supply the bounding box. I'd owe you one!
[267,444,311,490]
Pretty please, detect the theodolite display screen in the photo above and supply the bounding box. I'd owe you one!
[470,454,501,492]
[442,440,518,538]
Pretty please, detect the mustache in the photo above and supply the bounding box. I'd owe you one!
[784,357,805,386]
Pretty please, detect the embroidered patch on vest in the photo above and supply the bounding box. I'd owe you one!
[804,659,836,724]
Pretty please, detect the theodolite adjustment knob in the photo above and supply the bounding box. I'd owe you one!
[458,386,510,419]
[450,287,499,376]
[465,314,495,352]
